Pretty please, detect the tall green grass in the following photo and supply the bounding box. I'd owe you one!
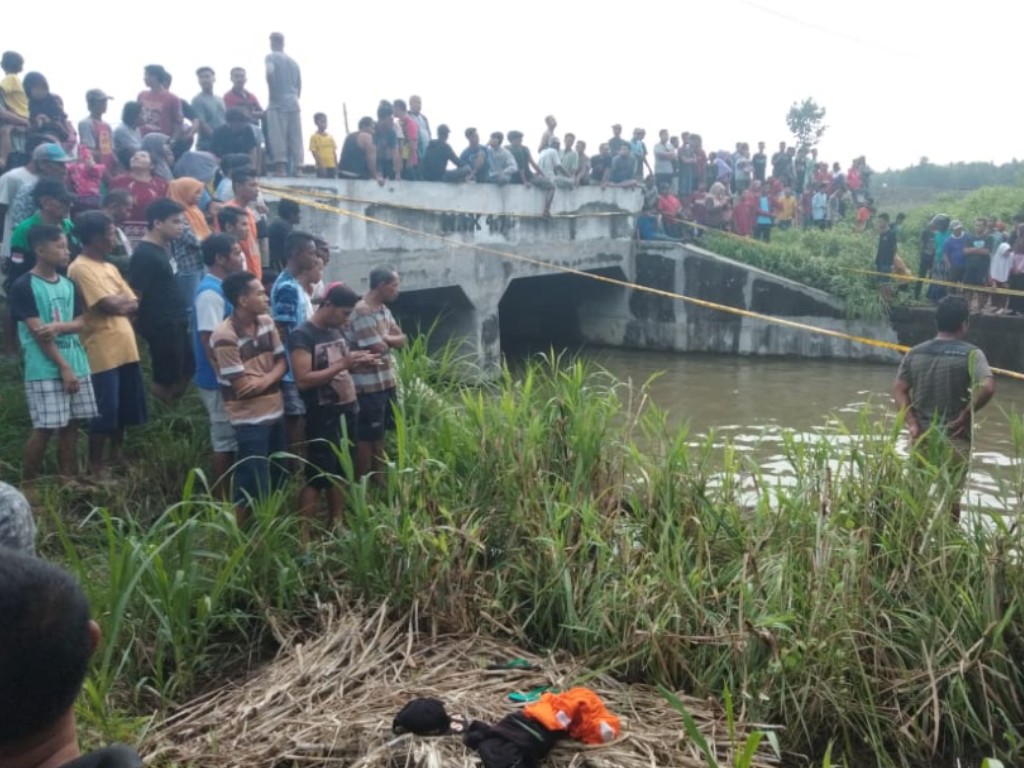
[21,345,1024,767]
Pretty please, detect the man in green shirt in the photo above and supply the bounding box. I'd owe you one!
[8,224,97,483]
[7,177,75,286]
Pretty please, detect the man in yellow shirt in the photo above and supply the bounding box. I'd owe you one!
[309,112,337,178]
[0,51,30,169]
[67,211,147,477]
[777,187,797,230]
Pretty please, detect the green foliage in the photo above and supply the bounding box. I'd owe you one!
[786,97,828,148]
[701,224,887,319]
[876,158,1024,191]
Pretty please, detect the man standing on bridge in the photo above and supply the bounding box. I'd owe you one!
[892,295,995,520]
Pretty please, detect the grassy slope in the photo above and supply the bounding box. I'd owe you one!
[10,343,1022,767]
[699,186,1024,319]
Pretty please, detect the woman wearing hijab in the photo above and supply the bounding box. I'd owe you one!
[107,150,169,245]
[167,177,210,318]
[142,132,174,182]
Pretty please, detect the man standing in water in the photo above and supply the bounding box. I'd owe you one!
[892,295,995,520]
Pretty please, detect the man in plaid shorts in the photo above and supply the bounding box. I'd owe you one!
[8,224,98,484]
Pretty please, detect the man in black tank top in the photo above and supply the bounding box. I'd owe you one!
[339,116,383,185]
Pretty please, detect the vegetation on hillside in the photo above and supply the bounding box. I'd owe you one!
[701,185,1024,318]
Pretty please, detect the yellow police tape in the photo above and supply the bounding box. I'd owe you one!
[836,267,1024,298]
[663,218,1024,303]
[261,184,1024,382]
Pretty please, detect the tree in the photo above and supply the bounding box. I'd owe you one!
[786,98,827,149]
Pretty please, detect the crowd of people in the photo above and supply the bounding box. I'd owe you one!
[0,37,415,537]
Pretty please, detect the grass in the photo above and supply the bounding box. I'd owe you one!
[4,341,1024,767]
[698,185,1024,319]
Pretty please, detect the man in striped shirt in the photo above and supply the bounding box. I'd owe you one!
[211,270,287,521]
[347,265,406,482]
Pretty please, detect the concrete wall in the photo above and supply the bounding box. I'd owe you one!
[273,179,900,371]
[273,179,640,373]
[578,243,900,363]
[891,306,1024,371]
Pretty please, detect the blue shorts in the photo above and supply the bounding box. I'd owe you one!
[357,388,398,442]
[90,363,148,435]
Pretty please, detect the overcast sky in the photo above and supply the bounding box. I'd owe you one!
[6,0,1022,171]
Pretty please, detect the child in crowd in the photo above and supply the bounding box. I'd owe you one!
[0,51,30,169]
[8,224,98,485]
[309,113,337,178]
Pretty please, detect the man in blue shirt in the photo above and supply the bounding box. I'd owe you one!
[459,127,490,183]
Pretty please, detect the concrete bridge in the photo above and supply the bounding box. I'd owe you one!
[273,179,899,372]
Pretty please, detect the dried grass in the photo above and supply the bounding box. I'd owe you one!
[142,599,781,768]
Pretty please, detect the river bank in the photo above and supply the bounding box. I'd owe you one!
[4,345,1022,767]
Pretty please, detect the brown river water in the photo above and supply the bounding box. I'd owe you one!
[580,349,1024,516]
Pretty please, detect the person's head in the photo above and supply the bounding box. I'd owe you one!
[31,143,72,178]
[659,129,669,143]
[33,178,72,221]
[143,133,173,167]
[22,72,49,100]
[314,282,360,327]
[232,168,259,204]
[201,233,244,274]
[27,223,69,269]
[229,67,247,89]
[951,219,965,236]
[778,141,786,151]
[612,124,622,136]
[369,265,400,301]
[507,130,523,146]
[314,237,330,265]
[73,210,116,253]
[278,199,301,225]
[564,131,576,149]
[974,217,987,235]
[196,66,215,92]
[545,115,556,130]
[305,255,324,287]
[878,212,891,230]
[1,51,24,75]
[224,108,249,132]
[376,100,394,122]
[145,198,185,239]
[393,98,408,117]
[0,483,35,555]
[436,124,450,141]
[935,296,969,335]
[548,137,561,152]
[314,112,328,131]
[217,206,250,240]
[285,230,317,274]
[85,89,112,116]
[270,32,285,51]
[409,95,422,113]
[576,140,586,154]
[143,64,167,90]
[357,116,374,132]
[120,100,142,129]
[465,127,479,145]
[223,270,267,315]
[488,131,503,149]
[220,153,252,178]
[658,182,670,195]
[618,143,631,157]
[0,549,100,756]
[129,149,153,174]
[599,142,610,156]
[633,127,644,139]
[894,212,906,226]
[102,189,131,224]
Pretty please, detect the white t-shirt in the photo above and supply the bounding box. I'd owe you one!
[537,147,563,178]
[195,284,226,334]
[990,242,1013,283]
[0,166,38,259]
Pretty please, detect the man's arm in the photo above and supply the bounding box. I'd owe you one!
[23,316,81,393]
[892,376,920,440]
[290,346,376,391]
